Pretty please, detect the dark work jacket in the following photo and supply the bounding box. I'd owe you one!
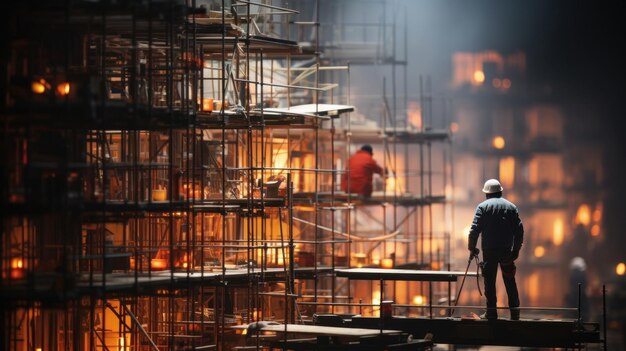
[468,197,524,251]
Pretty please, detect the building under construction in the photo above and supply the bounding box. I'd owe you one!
[0,1,613,350]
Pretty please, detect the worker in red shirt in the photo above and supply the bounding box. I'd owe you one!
[341,145,384,198]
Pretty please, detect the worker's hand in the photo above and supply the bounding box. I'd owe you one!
[509,250,519,261]
[469,247,480,257]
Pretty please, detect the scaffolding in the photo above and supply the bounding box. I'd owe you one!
[0,1,354,350]
[1,1,605,351]
[283,0,455,319]
[0,0,451,347]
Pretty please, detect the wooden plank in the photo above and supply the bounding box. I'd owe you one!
[349,316,602,348]
[234,323,402,337]
[291,191,446,207]
[335,268,475,282]
[264,104,355,116]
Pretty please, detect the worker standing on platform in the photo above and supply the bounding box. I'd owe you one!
[341,145,384,198]
[565,256,589,318]
[468,179,524,320]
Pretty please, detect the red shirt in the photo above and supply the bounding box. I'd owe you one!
[341,150,383,197]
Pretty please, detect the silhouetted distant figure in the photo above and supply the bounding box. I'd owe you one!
[565,256,589,319]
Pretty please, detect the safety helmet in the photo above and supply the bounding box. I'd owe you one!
[482,179,503,194]
[569,257,587,271]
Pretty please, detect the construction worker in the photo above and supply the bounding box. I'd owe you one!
[565,256,589,318]
[341,145,384,198]
[468,179,524,320]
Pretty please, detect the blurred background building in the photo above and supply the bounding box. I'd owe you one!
[449,49,605,316]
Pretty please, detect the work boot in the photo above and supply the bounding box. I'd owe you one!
[479,311,497,320]
[510,309,520,321]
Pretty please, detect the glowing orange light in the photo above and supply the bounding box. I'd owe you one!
[151,258,167,270]
[576,204,591,226]
[591,224,600,237]
[385,176,403,194]
[202,98,214,112]
[527,272,540,304]
[553,218,564,246]
[31,80,47,94]
[617,263,626,276]
[353,252,367,268]
[473,70,485,84]
[407,102,422,129]
[502,79,511,89]
[372,258,380,266]
[8,256,32,279]
[152,189,166,201]
[450,122,460,133]
[492,136,506,149]
[492,78,502,88]
[413,295,425,305]
[499,156,515,188]
[56,82,70,96]
[273,150,288,170]
[534,246,545,258]
[11,258,23,269]
[381,258,393,269]
[593,206,602,222]
[372,290,381,307]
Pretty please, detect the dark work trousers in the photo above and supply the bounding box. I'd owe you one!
[482,248,520,318]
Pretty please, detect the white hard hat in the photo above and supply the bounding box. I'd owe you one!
[570,257,587,271]
[482,179,503,194]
